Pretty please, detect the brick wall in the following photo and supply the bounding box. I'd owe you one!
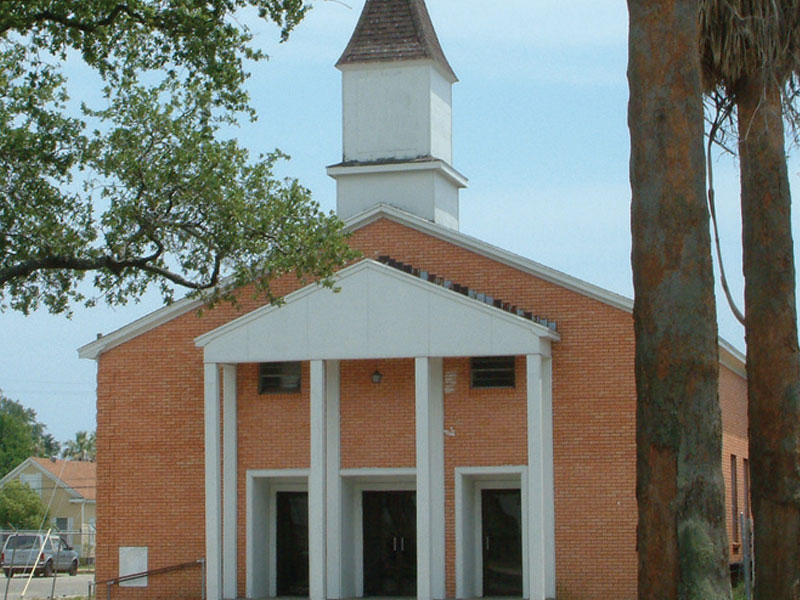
[720,363,749,564]
[94,216,747,599]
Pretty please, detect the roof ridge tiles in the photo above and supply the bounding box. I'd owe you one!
[376,255,558,331]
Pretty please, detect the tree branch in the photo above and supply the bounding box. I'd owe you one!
[0,253,221,291]
[706,96,746,325]
[0,4,147,36]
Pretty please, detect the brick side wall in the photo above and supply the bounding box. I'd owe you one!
[94,216,747,600]
[96,277,299,599]
[720,364,749,564]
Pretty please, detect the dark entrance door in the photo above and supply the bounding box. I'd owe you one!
[481,488,523,596]
[362,490,417,596]
[276,491,309,596]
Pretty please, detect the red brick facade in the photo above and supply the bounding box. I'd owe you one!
[93,216,747,599]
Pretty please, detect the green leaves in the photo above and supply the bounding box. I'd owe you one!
[0,479,51,531]
[62,431,95,462]
[0,0,358,315]
[0,394,59,477]
[0,0,309,111]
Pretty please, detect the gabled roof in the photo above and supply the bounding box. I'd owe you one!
[195,259,558,363]
[77,203,747,376]
[336,0,457,82]
[0,458,96,502]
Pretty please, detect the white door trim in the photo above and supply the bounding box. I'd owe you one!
[245,469,309,599]
[454,466,528,599]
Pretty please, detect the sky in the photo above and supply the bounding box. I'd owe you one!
[2,0,798,444]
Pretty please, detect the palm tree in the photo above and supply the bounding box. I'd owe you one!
[62,430,96,462]
[627,1,731,597]
[699,3,800,597]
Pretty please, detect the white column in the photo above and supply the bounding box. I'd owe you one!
[542,354,556,599]
[415,357,445,600]
[222,364,237,600]
[309,360,328,600]
[526,354,546,600]
[325,361,343,599]
[204,363,223,600]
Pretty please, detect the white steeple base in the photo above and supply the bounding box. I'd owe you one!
[328,159,467,230]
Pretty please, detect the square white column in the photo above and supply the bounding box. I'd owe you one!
[527,352,556,600]
[325,361,343,599]
[222,364,237,600]
[542,356,556,599]
[204,363,223,600]
[309,360,328,600]
[527,354,546,600]
[415,357,445,600]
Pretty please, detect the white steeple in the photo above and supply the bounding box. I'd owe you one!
[327,0,467,230]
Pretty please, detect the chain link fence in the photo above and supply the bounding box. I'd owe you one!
[0,530,95,567]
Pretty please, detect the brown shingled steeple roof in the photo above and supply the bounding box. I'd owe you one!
[336,0,457,81]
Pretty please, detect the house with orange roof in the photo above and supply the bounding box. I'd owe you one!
[0,458,96,560]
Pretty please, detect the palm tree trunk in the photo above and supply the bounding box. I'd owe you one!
[628,1,731,597]
[737,73,800,599]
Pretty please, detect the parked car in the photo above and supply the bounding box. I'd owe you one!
[1,533,79,577]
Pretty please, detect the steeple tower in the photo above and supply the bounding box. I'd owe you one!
[327,0,467,230]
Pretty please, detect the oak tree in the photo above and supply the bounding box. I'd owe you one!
[0,393,59,478]
[0,1,356,315]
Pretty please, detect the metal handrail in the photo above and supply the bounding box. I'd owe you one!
[89,558,205,600]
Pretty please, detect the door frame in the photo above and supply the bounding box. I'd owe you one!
[341,468,416,598]
[246,469,309,599]
[480,487,524,597]
[455,466,528,598]
[274,489,310,597]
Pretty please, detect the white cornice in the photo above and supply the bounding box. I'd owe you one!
[719,338,747,379]
[336,58,458,85]
[78,295,204,360]
[195,259,559,364]
[327,159,468,188]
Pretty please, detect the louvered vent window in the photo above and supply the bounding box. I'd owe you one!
[470,356,516,388]
[259,361,301,394]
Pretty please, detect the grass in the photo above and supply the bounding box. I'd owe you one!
[733,580,748,600]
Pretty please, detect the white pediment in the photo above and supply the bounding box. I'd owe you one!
[195,260,558,363]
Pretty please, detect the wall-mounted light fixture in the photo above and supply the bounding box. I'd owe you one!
[371,370,383,384]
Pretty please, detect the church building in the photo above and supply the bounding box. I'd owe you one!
[79,1,749,599]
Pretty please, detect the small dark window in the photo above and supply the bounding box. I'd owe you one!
[470,356,515,388]
[259,362,301,394]
[743,458,750,517]
[731,455,739,542]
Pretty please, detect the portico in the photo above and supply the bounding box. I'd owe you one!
[195,259,558,600]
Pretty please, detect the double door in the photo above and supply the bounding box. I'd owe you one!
[362,491,417,596]
[273,488,522,597]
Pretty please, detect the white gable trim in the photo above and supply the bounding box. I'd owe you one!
[195,260,558,363]
[78,294,203,360]
[346,204,747,374]
[346,203,633,311]
[78,203,745,375]
[719,339,747,379]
